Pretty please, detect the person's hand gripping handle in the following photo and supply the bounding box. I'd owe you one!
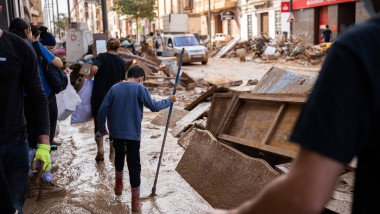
[34,144,51,172]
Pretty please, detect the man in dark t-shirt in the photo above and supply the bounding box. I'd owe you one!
[89,38,126,162]
[321,25,333,42]
[209,1,380,214]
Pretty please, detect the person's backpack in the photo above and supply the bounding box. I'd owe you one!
[154,37,160,49]
[32,42,68,94]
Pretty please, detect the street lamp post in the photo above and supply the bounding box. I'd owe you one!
[208,0,211,48]
[101,0,108,35]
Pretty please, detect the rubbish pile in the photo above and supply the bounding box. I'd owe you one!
[211,35,332,65]
[147,67,354,213]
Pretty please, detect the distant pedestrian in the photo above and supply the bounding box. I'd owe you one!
[146,32,154,49]
[97,66,176,212]
[154,29,166,56]
[321,25,333,43]
[1,18,50,214]
[88,38,126,162]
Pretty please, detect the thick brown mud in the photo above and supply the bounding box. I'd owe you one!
[23,110,211,214]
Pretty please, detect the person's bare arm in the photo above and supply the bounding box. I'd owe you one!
[87,65,99,80]
[209,148,345,214]
[50,57,63,68]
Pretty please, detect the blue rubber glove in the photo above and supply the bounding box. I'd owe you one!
[34,144,51,172]
[164,50,167,55]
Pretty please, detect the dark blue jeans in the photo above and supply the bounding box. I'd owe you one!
[0,135,29,214]
[113,139,141,188]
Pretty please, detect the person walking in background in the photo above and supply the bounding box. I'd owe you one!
[9,20,66,201]
[209,1,380,213]
[321,25,333,43]
[88,38,126,163]
[97,66,176,212]
[154,29,166,56]
[146,32,154,49]
[0,18,50,214]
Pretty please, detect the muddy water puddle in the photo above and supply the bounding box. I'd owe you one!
[23,111,211,214]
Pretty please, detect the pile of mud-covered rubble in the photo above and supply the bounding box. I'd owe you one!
[149,67,355,213]
[211,36,332,65]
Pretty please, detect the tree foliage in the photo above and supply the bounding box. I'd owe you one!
[114,0,157,20]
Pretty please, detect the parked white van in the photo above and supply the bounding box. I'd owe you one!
[162,33,208,64]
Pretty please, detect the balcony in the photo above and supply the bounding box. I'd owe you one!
[184,0,193,13]
[247,0,267,7]
[192,0,238,14]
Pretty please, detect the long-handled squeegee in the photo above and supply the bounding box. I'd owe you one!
[151,48,185,196]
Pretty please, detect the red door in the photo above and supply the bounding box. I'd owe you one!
[319,6,328,43]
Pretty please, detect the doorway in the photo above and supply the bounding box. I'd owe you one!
[216,14,223,33]
[338,2,355,34]
[260,12,269,35]
[318,6,328,43]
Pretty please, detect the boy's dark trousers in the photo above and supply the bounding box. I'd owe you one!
[113,138,141,188]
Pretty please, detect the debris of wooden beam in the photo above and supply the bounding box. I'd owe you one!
[206,93,235,136]
[171,102,211,137]
[213,39,238,59]
[179,72,196,90]
[119,51,159,72]
[184,86,228,111]
[150,107,189,129]
[146,76,188,80]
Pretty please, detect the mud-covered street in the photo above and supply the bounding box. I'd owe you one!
[23,110,212,214]
[23,59,319,214]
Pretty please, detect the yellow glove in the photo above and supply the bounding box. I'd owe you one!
[34,144,51,172]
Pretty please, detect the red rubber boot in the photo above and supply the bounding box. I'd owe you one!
[131,186,141,212]
[114,170,123,195]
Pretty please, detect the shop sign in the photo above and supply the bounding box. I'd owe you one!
[221,10,235,20]
[281,2,290,12]
[292,0,358,10]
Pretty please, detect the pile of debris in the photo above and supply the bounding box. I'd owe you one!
[147,67,354,213]
[211,35,332,65]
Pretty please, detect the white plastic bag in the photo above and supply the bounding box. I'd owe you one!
[56,78,82,121]
[71,79,93,124]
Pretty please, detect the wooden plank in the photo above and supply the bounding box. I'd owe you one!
[218,134,298,158]
[180,72,196,90]
[184,86,228,111]
[171,102,211,137]
[146,76,188,80]
[238,93,307,104]
[184,86,216,111]
[215,93,241,137]
[261,103,287,145]
[206,93,234,136]
[150,107,189,129]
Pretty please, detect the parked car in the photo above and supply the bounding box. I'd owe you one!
[212,33,232,43]
[162,33,208,64]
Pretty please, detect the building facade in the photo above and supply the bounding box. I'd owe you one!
[0,0,44,29]
[291,0,370,45]
[239,0,290,41]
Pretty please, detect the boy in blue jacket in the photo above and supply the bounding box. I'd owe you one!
[97,66,176,212]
